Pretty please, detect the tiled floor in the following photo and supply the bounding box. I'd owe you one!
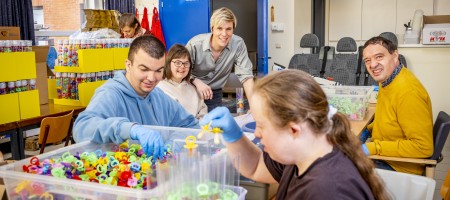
[434,135,450,200]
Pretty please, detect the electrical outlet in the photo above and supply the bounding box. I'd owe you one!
[271,23,278,31]
[277,23,284,31]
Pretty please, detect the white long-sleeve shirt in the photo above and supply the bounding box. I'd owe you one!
[157,79,208,119]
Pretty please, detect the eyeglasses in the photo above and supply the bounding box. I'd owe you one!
[171,60,191,69]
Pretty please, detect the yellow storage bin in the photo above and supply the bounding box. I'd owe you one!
[96,49,114,71]
[53,80,105,106]
[47,79,57,100]
[0,93,20,124]
[0,52,36,82]
[113,48,129,69]
[18,90,41,120]
[53,98,82,106]
[79,81,105,106]
[79,49,114,72]
[0,54,17,82]
[15,52,36,80]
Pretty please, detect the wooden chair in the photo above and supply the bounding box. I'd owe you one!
[38,110,74,154]
[369,111,450,179]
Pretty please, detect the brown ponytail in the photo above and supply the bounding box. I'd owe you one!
[328,113,390,200]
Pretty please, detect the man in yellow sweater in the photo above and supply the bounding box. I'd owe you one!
[361,36,433,175]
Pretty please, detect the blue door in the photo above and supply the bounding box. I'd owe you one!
[160,0,211,49]
[257,0,268,76]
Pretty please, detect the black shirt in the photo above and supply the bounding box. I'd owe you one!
[264,147,375,200]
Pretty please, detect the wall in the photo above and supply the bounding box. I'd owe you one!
[32,0,82,31]
[32,0,44,6]
[266,0,450,68]
[267,0,312,71]
[324,0,450,46]
[435,0,450,15]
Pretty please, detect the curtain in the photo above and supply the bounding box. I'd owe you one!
[104,0,135,14]
[0,0,35,44]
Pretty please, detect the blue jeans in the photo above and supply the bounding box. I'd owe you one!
[373,160,396,171]
[359,129,371,143]
[205,89,223,112]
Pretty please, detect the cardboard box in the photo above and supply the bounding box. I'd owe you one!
[422,15,450,44]
[0,26,20,40]
[36,63,49,104]
[32,46,52,104]
[32,46,50,65]
[25,136,39,151]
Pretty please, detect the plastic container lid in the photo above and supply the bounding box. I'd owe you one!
[242,121,256,133]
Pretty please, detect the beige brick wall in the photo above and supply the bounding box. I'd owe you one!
[35,0,82,31]
[32,0,44,6]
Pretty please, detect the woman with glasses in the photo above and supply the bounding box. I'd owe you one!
[157,44,208,119]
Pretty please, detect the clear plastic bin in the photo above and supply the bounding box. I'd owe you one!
[0,125,247,200]
[322,86,374,120]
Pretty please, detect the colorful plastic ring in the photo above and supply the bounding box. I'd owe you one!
[196,183,209,196]
[30,156,40,165]
[94,149,103,157]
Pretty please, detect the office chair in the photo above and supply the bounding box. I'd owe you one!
[379,32,408,67]
[370,111,450,179]
[288,33,321,76]
[326,37,358,85]
[38,110,74,154]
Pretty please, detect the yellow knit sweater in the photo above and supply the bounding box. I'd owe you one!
[366,67,433,175]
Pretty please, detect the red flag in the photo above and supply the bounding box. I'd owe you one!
[141,7,150,32]
[150,7,165,46]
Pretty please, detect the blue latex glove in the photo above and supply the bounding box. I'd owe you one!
[130,125,165,160]
[362,144,370,155]
[200,107,243,143]
[359,129,371,143]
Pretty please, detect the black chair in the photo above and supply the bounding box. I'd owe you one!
[370,111,450,179]
[288,33,321,76]
[325,37,358,85]
[357,45,378,86]
[379,32,408,67]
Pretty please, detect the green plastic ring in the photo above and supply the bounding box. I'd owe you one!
[196,183,209,196]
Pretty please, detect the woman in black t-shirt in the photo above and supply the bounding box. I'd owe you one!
[200,70,390,200]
